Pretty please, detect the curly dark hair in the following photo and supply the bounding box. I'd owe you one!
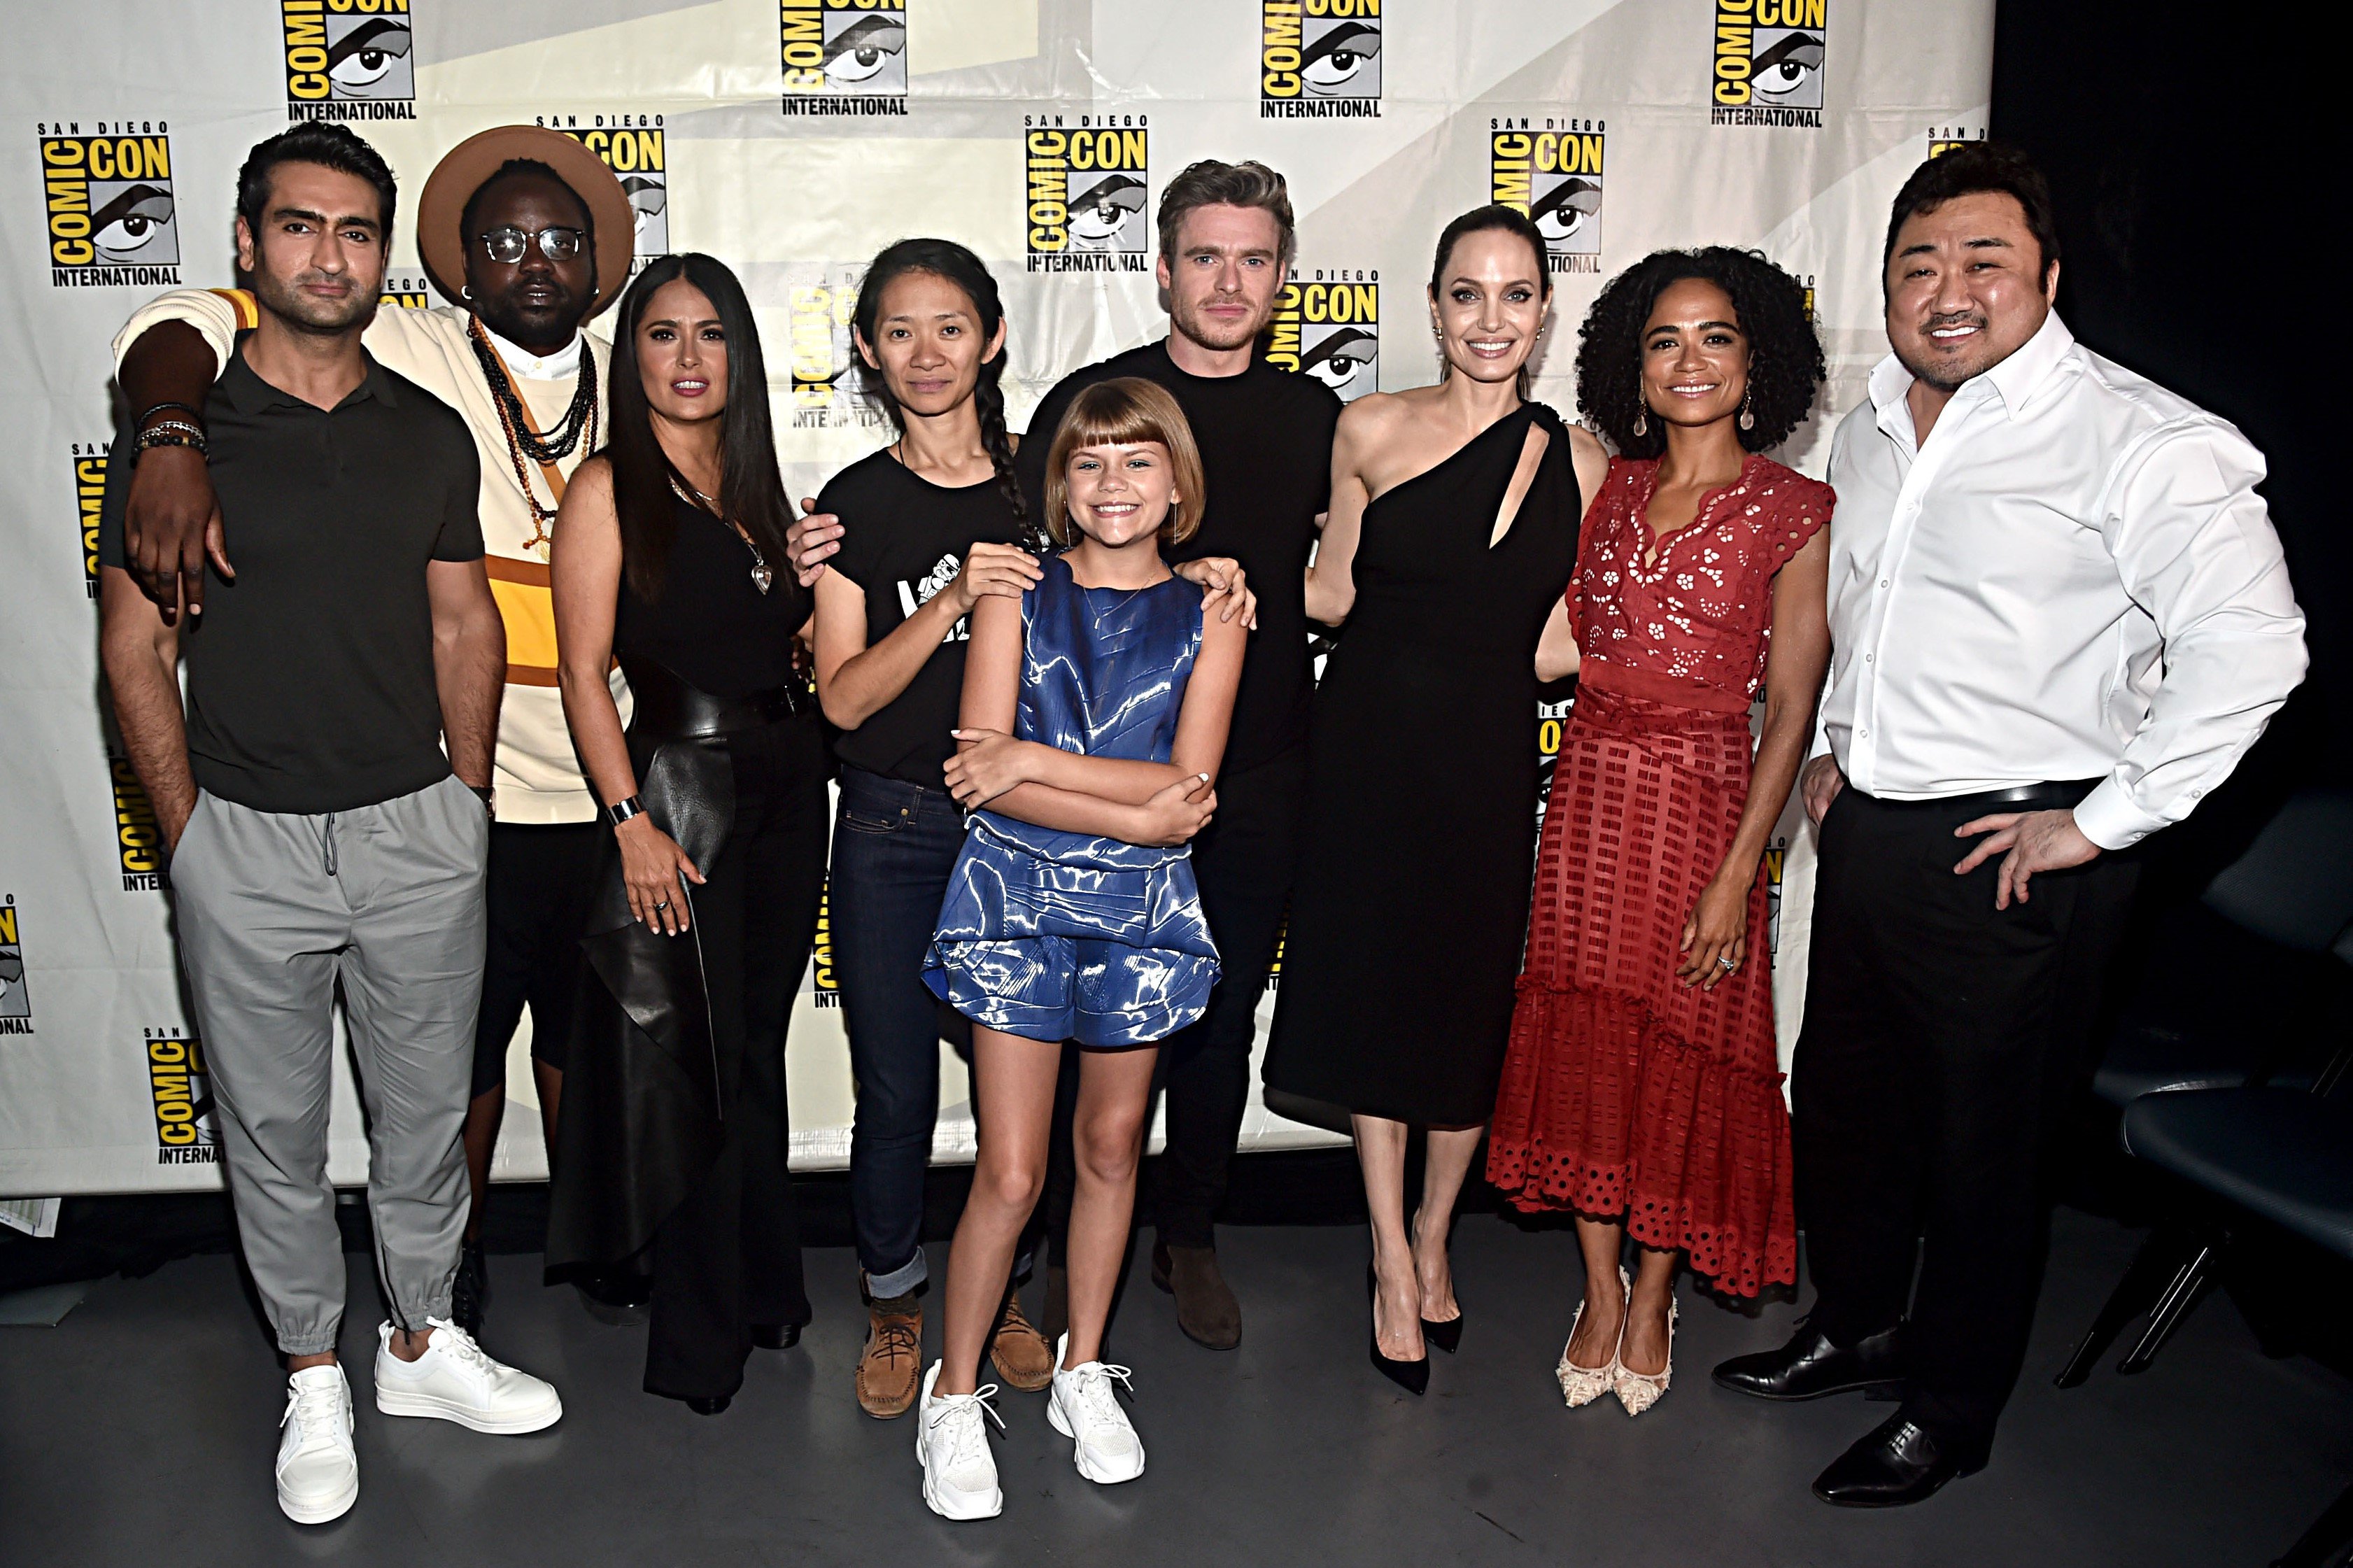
[1574,247,1825,459]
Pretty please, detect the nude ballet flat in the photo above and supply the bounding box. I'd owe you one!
[1557,1266,1630,1408]
[1614,1288,1677,1417]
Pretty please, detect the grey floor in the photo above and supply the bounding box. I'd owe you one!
[2,1209,2346,1567]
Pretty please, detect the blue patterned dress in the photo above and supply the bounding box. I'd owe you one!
[924,554,1220,1046]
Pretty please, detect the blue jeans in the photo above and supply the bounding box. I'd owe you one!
[832,767,970,1296]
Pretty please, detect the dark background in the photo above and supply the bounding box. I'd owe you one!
[1992,6,2341,847]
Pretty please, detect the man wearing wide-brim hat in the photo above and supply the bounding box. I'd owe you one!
[112,125,641,1338]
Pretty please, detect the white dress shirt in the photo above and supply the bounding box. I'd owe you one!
[1820,312,2305,851]
[483,323,584,381]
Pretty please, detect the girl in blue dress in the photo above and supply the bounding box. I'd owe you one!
[913,378,1248,1520]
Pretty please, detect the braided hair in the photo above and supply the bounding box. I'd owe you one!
[850,239,1039,549]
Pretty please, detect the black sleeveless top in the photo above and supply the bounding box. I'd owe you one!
[614,492,810,699]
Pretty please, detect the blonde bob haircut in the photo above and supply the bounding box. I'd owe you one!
[1041,376,1208,549]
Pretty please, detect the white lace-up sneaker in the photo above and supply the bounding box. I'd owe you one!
[373,1318,563,1434]
[276,1364,359,1524]
[915,1361,1005,1520]
[1046,1334,1145,1484]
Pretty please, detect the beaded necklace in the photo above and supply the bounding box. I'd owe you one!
[466,313,599,549]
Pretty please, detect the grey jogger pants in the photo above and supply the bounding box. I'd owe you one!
[171,775,488,1356]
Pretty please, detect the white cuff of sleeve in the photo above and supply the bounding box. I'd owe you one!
[2071,779,2165,853]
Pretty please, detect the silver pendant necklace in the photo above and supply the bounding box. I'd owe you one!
[670,474,772,595]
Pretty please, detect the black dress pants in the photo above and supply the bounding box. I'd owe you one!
[1038,746,1306,1259]
[1793,786,2138,1463]
[644,717,828,1401]
[1150,746,1305,1247]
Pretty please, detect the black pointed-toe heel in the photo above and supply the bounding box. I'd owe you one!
[1421,1313,1464,1355]
[1367,1266,1429,1395]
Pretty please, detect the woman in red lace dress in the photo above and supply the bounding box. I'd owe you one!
[1486,248,1832,1416]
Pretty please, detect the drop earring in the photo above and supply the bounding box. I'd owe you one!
[1632,376,1648,439]
[1737,386,1755,432]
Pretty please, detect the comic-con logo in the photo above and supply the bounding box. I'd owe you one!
[38,125,181,289]
[1928,126,1984,159]
[283,0,417,122]
[780,0,909,115]
[1025,116,1151,274]
[71,444,106,598]
[544,117,670,261]
[380,271,431,310]
[1534,696,1573,826]
[146,1029,221,1163]
[1266,272,1380,402]
[1491,120,1603,276]
[786,264,883,430]
[810,880,838,1005]
[110,756,169,893]
[1261,0,1381,118]
[0,900,31,1035]
[1709,0,1825,128]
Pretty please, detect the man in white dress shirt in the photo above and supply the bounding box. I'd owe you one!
[1711,143,2306,1505]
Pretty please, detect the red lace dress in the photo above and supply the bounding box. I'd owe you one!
[1485,453,1831,1297]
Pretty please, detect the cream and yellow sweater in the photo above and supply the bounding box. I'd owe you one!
[113,292,630,824]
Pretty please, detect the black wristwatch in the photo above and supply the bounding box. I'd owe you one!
[468,782,495,818]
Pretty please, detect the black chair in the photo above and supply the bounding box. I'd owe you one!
[2056,789,2353,1387]
[2115,1078,2353,1568]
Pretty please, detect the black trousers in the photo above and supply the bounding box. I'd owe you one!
[1793,786,2138,1462]
[644,718,829,1401]
[1039,744,1306,1258]
[472,820,605,1094]
[1150,746,1306,1247]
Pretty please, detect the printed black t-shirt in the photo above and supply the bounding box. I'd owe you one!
[99,339,484,814]
[1015,339,1341,775]
[818,449,1023,786]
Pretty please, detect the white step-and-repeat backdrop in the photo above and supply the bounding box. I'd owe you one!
[0,0,1992,1199]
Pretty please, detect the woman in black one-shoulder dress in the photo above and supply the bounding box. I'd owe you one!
[1264,206,1606,1392]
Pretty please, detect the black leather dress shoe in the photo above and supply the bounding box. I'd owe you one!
[685,1395,731,1417]
[1711,1322,1905,1401]
[1812,1414,1981,1506]
[750,1322,800,1350]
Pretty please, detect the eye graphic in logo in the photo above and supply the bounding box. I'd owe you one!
[90,181,178,266]
[825,13,907,91]
[621,175,668,253]
[1067,172,1147,253]
[1750,29,1824,108]
[327,16,414,100]
[1303,324,1378,400]
[1302,18,1380,98]
[0,907,27,1022]
[1531,175,1602,257]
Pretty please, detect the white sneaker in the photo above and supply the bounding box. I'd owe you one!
[915,1361,1004,1521]
[276,1364,359,1525]
[373,1318,563,1434]
[1046,1334,1145,1484]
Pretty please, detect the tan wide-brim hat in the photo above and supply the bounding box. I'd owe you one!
[416,125,636,318]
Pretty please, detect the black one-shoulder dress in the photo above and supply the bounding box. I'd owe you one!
[1264,402,1582,1126]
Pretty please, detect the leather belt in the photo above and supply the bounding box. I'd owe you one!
[1865,777,2104,814]
[621,656,812,739]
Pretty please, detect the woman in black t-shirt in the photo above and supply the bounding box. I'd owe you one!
[810,239,1054,1417]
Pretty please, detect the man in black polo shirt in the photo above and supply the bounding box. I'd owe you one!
[98,124,560,1527]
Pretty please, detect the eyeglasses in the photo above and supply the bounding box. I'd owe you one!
[478,225,586,264]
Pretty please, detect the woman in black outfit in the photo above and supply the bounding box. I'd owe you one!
[545,253,828,1415]
[809,238,1054,1416]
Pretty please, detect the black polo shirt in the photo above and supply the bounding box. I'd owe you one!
[100,337,484,814]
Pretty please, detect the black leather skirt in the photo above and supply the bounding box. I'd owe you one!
[544,657,819,1278]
